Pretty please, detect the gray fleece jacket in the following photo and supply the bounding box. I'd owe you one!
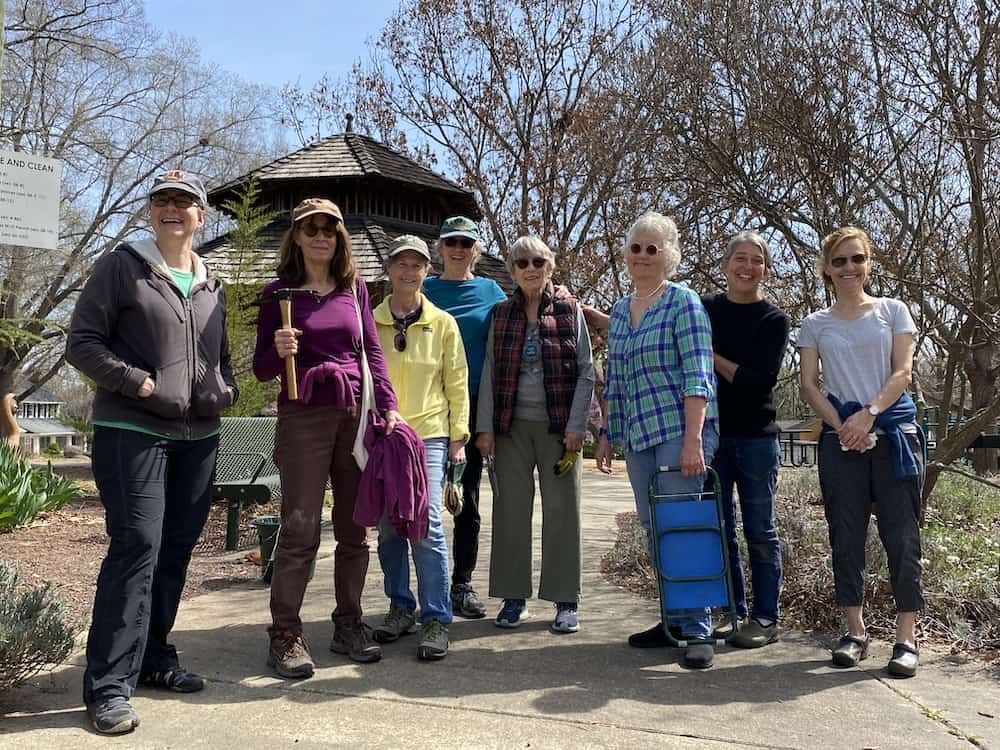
[66,239,238,440]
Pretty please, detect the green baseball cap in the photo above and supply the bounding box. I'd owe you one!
[439,216,480,241]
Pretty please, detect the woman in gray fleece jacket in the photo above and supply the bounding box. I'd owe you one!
[66,170,237,736]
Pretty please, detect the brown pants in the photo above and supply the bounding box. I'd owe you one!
[269,403,366,633]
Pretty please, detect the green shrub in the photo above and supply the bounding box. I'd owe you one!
[45,441,62,457]
[0,560,80,691]
[0,444,82,531]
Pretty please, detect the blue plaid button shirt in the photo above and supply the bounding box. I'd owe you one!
[603,282,718,452]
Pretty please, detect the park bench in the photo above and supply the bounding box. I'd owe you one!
[212,416,281,550]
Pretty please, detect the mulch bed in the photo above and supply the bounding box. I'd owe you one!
[4,460,280,627]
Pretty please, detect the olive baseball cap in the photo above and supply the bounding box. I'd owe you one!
[292,198,344,224]
[387,234,431,262]
[439,215,480,241]
[149,170,208,207]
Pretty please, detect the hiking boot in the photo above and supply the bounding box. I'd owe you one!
[628,621,683,648]
[139,667,205,693]
[729,619,779,649]
[495,598,529,628]
[267,631,315,679]
[330,622,382,663]
[417,620,449,660]
[831,633,870,667]
[551,602,579,633]
[451,583,487,618]
[887,643,919,678]
[682,642,715,669]
[86,696,140,735]
[373,605,418,644]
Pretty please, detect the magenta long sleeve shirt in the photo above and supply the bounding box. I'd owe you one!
[253,279,398,412]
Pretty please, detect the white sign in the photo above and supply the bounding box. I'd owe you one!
[0,150,61,250]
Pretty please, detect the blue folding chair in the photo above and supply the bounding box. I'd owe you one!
[648,466,739,646]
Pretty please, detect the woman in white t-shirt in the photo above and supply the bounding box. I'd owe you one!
[799,226,924,678]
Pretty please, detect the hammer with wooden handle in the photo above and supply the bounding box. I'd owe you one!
[256,288,320,400]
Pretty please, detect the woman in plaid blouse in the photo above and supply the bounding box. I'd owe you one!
[595,211,720,669]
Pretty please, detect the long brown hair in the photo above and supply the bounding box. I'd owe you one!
[275,215,356,289]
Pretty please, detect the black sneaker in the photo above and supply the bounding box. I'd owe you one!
[330,622,382,663]
[139,667,205,693]
[86,696,140,735]
[628,621,683,648]
[451,583,487,619]
[682,642,715,669]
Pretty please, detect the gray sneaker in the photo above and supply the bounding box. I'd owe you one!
[267,631,315,679]
[86,696,140,735]
[373,605,418,644]
[729,619,779,649]
[417,620,449,661]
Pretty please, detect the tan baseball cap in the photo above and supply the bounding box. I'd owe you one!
[292,198,344,224]
[387,234,431,262]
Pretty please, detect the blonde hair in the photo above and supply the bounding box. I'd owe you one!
[818,226,872,289]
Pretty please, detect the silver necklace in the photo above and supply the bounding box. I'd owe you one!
[633,280,665,301]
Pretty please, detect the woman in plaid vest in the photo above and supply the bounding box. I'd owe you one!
[475,236,595,634]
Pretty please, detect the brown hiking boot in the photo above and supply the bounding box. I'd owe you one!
[329,622,382,663]
[267,630,315,679]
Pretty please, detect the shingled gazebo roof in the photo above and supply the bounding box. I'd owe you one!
[198,132,515,291]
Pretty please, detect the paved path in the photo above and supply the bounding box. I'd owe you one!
[2,469,998,749]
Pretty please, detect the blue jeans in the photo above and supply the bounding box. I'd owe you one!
[625,424,719,638]
[377,437,453,624]
[711,435,782,623]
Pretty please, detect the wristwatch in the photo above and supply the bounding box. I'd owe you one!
[865,403,880,417]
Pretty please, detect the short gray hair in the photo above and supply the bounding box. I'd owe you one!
[724,230,773,269]
[625,212,682,279]
[435,238,483,270]
[506,236,556,275]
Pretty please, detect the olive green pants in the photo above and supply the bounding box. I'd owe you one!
[488,418,582,604]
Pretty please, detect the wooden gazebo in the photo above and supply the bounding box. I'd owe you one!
[199,129,512,291]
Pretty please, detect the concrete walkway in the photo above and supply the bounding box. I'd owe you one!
[2,469,998,749]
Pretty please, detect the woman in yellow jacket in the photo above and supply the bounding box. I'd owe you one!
[372,235,470,660]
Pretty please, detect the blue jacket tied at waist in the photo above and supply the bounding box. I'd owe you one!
[823,393,920,479]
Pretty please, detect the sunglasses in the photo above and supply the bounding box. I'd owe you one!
[830,253,868,268]
[629,243,661,256]
[444,236,475,249]
[151,194,199,209]
[393,319,408,352]
[300,222,338,238]
[514,257,547,270]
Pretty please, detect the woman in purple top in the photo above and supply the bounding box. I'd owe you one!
[254,198,401,677]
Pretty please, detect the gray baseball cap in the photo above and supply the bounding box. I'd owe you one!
[149,170,208,207]
[387,234,431,262]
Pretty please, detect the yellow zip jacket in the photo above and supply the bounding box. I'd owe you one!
[374,293,470,443]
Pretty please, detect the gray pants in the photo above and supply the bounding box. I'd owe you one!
[489,419,582,603]
[817,431,924,612]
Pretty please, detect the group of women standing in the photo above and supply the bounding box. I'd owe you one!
[66,171,925,736]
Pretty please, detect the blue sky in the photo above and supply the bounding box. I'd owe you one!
[144,0,401,91]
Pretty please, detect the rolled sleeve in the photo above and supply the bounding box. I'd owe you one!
[675,293,715,400]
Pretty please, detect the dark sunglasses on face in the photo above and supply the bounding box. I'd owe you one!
[629,243,661,256]
[515,257,547,270]
[444,236,475,249]
[151,194,198,209]
[300,221,338,238]
[830,253,868,268]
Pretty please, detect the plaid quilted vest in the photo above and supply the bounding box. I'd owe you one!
[492,282,578,435]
